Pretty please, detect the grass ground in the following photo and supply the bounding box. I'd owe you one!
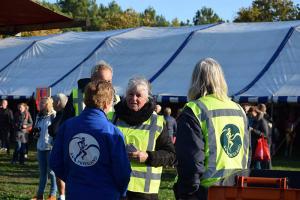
[1,149,300,200]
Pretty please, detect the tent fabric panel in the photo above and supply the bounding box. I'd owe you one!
[0,31,124,96]
[149,23,221,83]
[151,23,291,97]
[155,95,188,103]
[0,95,31,100]
[240,26,300,98]
[49,28,135,88]
[0,37,38,71]
[234,27,295,96]
[200,21,300,33]
[0,21,300,102]
[52,26,209,96]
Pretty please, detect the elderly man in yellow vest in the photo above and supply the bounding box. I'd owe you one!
[174,58,250,200]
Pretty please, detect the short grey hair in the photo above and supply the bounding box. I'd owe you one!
[53,93,68,108]
[126,76,152,99]
[91,60,113,78]
[188,58,228,101]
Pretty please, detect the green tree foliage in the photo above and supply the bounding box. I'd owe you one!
[40,1,63,14]
[171,18,181,27]
[193,7,223,25]
[141,7,157,26]
[156,15,170,27]
[19,0,225,36]
[234,0,299,22]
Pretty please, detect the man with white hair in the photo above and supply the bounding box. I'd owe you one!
[62,60,119,121]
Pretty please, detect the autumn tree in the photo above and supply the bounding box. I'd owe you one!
[171,18,181,27]
[193,7,223,25]
[234,0,299,22]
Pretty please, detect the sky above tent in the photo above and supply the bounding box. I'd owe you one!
[47,0,300,22]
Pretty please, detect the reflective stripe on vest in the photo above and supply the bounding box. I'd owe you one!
[72,88,85,116]
[187,96,249,187]
[114,113,164,193]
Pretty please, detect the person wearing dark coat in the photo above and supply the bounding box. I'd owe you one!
[0,100,14,154]
[48,93,68,200]
[249,106,271,169]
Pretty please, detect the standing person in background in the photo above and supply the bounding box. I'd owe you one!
[257,104,273,156]
[0,100,14,154]
[110,76,176,200]
[48,93,68,200]
[249,106,271,169]
[154,104,162,115]
[50,81,131,200]
[24,104,31,159]
[31,97,57,200]
[174,58,250,200]
[11,103,33,165]
[163,107,177,144]
[284,111,300,157]
[241,103,254,128]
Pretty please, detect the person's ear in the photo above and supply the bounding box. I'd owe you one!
[103,100,113,113]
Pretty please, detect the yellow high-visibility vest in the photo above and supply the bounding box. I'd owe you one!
[109,112,165,194]
[72,88,120,116]
[186,94,250,187]
[72,88,85,116]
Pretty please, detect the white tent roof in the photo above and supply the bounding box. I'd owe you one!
[0,21,300,103]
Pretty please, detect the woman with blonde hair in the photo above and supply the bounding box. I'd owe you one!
[32,97,57,200]
[174,58,250,200]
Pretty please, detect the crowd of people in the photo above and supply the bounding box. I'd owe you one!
[0,58,299,200]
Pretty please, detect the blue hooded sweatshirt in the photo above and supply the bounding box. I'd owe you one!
[50,108,131,200]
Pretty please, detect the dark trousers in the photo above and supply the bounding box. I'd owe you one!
[0,129,10,153]
[173,183,207,200]
[125,191,158,200]
[12,141,26,164]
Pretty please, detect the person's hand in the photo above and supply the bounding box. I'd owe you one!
[128,151,148,163]
[22,125,27,129]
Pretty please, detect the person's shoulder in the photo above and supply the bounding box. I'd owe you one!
[177,106,198,124]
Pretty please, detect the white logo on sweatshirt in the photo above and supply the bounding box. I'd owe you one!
[69,133,100,167]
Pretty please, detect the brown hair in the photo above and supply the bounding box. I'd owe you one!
[257,103,267,113]
[164,107,172,116]
[84,81,114,110]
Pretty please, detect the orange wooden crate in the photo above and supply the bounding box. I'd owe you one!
[208,176,300,200]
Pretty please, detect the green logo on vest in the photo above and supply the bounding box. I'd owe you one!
[220,124,242,158]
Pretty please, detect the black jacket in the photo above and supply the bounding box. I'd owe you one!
[0,108,14,130]
[48,110,64,138]
[174,107,206,199]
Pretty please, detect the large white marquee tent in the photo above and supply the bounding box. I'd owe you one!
[1,20,300,103]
